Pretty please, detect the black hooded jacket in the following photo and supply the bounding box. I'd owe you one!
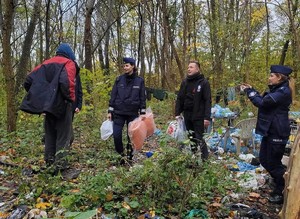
[175,73,211,121]
[20,55,76,118]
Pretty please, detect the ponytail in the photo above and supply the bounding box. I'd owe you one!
[289,77,296,103]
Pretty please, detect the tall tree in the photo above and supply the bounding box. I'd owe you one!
[138,1,146,78]
[84,0,95,71]
[45,0,51,59]
[15,0,42,96]
[1,0,17,132]
[286,0,300,80]
[104,0,114,74]
[264,0,270,72]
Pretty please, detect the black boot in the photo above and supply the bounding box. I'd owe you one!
[199,139,209,160]
[126,143,133,161]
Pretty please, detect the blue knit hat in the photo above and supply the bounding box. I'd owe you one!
[123,57,135,65]
[56,43,75,61]
[270,65,292,76]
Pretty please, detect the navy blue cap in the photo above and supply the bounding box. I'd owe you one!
[123,57,135,65]
[270,65,292,76]
[56,43,75,61]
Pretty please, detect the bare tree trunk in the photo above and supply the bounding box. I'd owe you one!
[58,0,63,42]
[286,0,300,81]
[264,0,270,73]
[38,16,43,64]
[227,0,238,75]
[84,0,95,71]
[2,0,17,132]
[138,1,146,78]
[244,0,251,82]
[181,0,189,64]
[45,0,51,59]
[15,0,41,97]
[145,0,158,87]
[207,0,223,87]
[161,0,184,87]
[280,40,290,65]
[117,12,122,73]
[104,0,114,74]
[73,0,80,51]
[192,0,197,59]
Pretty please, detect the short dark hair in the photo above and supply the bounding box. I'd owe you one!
[189,60,201,70]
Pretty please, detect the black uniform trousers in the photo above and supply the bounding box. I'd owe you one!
[259,136,286,195]
[184,112,209,159]
[44,103,73,170]
[113,114,138,155]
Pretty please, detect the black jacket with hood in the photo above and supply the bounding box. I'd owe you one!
[175,73,211,121]
[20,43,77,118]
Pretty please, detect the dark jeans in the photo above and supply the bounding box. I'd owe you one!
[259,136,286,195]
[113,114,138,155]
[184,112,209,159]
[44,103,73,170]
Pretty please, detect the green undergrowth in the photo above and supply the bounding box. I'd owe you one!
[0,98,241,218]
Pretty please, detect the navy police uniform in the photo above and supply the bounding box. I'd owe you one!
[244,65,292,202]
[108,58,146,159]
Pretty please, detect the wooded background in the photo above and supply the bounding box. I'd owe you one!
[0,0,299,133]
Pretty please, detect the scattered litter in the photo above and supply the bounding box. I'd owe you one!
[25,192,34,200]
[239,154,255,163]
[236,171,266,189]
[23,208,47,219]
[185,209,209,219]
[7,205,28,219]
[211,104,235,118]
[237,161,257,171]
[154,129,161,136]
[145,151,154,158]
[229,203,264,218]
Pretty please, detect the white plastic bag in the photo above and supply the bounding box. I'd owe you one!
[166,117,187,142]
[167,120,178,138]
[100,120,113,140]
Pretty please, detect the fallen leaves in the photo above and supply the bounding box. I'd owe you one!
[35,202,52,210]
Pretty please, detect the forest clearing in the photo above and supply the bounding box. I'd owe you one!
[1,97,299,218]
[1,0,300,218]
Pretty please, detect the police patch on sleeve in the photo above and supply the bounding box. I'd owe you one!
[248,91,256,97]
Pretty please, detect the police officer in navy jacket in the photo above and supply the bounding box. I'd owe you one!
[241,65,293,204]
[107,57,146,163]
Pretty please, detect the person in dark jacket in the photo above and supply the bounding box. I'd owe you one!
[107,57,146,164]
[175,60,212,160]
[70,62,83,146]
[20,43,77,173]
[241,65,293,204]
